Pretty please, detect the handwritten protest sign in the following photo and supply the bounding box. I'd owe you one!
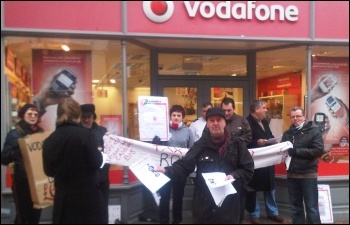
[18,131,54,208]
[103,134,293,169]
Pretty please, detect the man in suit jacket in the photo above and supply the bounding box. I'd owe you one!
[245,100,285,224]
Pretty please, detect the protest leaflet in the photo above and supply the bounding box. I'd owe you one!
[202,172,236,207]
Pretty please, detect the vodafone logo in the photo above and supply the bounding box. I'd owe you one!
[143,1,299,23]
[143,1,174,23]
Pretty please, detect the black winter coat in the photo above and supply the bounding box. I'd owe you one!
[1,120,44,180]
[165,129,254,224]
[80,122,110,182]
[42,121,104,224]
[281,121,324,174]
[246,114,275,191]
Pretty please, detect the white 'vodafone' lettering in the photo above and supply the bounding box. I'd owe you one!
[184,1,298,21]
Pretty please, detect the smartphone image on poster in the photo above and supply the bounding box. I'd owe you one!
[313,112,326,131]
[49,69,77,97]
[325,96,344,117]
[319,74,337,94]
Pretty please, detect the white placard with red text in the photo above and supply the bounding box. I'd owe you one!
[138,96,169,142]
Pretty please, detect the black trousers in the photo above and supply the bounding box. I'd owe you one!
[158,179,187,224]
[99,178,110,224]
[12,176,42,224]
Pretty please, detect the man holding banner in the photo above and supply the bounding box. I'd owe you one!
[281,106,324,224]
[155,107,255,224]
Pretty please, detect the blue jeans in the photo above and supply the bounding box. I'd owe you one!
[287,177,321,224]
[250,189,279,218]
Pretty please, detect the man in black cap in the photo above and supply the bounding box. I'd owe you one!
[80,104,110,224]
[155,107,254,224]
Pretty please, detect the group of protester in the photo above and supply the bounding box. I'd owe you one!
[153,98,323,224]
[1,95,324,224]
[1,99,110,224]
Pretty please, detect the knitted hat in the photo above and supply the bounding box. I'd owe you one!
[80,104,96,119]
[206,107,226,120]
[18,103,38,119]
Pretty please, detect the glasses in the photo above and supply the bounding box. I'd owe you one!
[26,112,38,117]
[290,115,303,119]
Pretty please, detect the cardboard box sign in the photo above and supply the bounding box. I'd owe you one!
[18,131,54,209]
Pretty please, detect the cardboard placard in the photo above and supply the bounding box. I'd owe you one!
[18,131,54,209]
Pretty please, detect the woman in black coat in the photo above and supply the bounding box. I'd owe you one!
[42,98,104,224]
[1,103,43,224]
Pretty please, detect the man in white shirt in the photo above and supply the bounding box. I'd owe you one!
[189,102,213,142]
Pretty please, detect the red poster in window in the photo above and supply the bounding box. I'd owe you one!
[311,56,349,176]
[100,115,123,136]
[32,49,92,131]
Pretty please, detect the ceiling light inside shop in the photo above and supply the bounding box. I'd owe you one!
[92,79,99,84]
[110,79,116,84]
[61,44,70,51]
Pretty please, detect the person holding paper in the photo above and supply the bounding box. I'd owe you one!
[42,97,104,224]
[1,103,43,224]
[156,107,254,224]
[153,104,195,224]
[246,100,285,224]
[281,106,324,224]
[221,97,252,224]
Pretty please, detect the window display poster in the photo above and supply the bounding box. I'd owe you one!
[32,49,92,131]
[311,56,349,176]
[100,115,122,136]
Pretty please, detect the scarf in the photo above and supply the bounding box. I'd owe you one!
[16,120,43,135]
[291,121,305,136]
[212,129,231,156]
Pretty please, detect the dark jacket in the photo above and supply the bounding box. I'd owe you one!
[246,114,275,191]
[281,120,324,174]
[165,129,254,224]
[42,121,104,224]
[225,113,252,146]
[80,122,110,182]
[1,120,44,179]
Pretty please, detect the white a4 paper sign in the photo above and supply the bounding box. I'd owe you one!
[202,172,236,207]
[129,154,170,194]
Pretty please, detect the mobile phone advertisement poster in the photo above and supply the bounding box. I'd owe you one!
[311,56,349,175]
[32,49,92,131]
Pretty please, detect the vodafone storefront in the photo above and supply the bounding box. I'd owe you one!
[1,1,348,223]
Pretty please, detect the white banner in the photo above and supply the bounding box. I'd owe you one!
[103,134,293,169]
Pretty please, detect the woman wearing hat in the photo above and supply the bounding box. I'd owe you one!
[1,103,44,224]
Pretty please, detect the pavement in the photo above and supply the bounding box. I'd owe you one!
[135,209,349,224]
[2,207,348,224]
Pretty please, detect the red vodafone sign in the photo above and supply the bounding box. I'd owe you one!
[129,1,309,38]
[3,1,348,39]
